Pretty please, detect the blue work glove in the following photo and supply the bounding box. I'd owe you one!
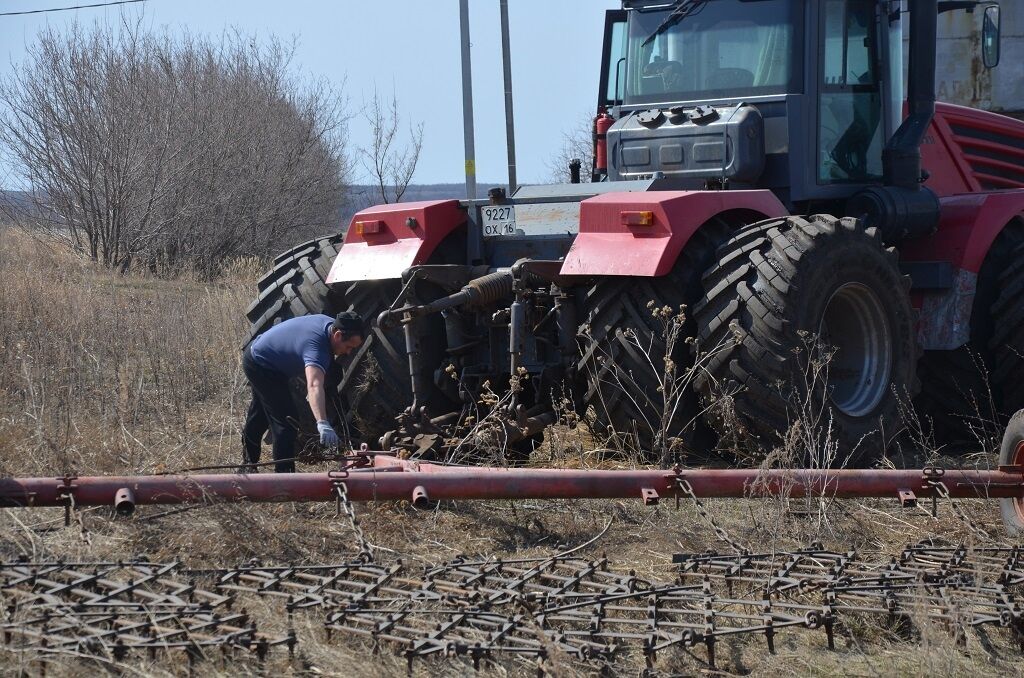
[317,420,340,447]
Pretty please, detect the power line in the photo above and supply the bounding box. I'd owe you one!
[0,0,147,17]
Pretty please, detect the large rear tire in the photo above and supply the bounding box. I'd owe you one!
[915,220,1024,447]
[575,218,732,462]
[989,238,1024,422]
[692,215,918,462]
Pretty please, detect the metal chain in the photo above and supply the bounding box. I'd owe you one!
[332,476,373,563]
[675,477,748,555]
[929,479,991,541]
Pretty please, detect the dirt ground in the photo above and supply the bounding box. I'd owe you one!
[1,226,1022,676]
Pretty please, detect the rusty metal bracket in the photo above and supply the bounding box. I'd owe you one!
[56,475,78,527]
[897,488,917,508]
[923,465,945,517]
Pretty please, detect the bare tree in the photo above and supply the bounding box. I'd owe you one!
[358,90,424,204]
[546,110,595,184]
[0,19,350,276]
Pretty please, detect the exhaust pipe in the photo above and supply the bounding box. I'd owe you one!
[884,0,937,189]
[848,0,940,241]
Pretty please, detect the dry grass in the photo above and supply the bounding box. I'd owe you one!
[0,225,1020,676]
[0,226,257,476]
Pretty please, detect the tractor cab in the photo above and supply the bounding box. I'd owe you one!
[597,0,1000,210]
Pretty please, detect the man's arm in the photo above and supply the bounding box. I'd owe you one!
[304,364,329,421]
[305,364,340,446]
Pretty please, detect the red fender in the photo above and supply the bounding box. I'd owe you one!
[326,200,466,284]
[903,190,1024,350]
[902,191,1024,273]
[560,190,788,277]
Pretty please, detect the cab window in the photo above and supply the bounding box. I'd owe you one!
[818,0,883,183]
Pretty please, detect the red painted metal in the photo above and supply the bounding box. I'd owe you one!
[560,190,788,277]
[898,104,1024,349]
[922,104,978,197]
[909,102,1024,276]
[901,191,1024,274]
[896,102,1024,299]
[927,102,1024,195]
[594,111,614,175]
[1,458,1021,509]
[326,200,466,283]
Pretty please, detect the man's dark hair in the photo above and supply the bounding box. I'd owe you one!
[333,310,365,339]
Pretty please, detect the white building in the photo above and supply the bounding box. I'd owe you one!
[912,3,1023,118]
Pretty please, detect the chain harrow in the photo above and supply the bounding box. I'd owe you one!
[0,560,292,667]
[9,544,1018,672]
[201,544,1024,671]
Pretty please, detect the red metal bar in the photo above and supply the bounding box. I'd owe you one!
[0,458,1022,509]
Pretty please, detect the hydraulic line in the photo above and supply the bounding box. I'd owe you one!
[378,271,514,329]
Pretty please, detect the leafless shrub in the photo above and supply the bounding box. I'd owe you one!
[545,110,595,184]
[444,375,526,467]
[356,89,424,205]
[955,351,1003,454]
[0,19,350,277]
[580,303,738,466]
[540,385,598,467]
[748,335,854,545]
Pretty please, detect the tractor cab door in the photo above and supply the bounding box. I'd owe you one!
[816,0,885,185]
[598,10,628,109]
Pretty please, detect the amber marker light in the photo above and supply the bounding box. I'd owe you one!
[620,210,654,227]
[355,220,385,235]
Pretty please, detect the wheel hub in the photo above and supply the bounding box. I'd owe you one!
[819,282,893,418]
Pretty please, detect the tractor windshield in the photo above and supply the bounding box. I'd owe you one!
[623,0,802,105]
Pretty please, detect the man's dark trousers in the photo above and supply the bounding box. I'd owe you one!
[242,345,298,473]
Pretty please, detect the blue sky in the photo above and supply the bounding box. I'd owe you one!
[0,0,620,187]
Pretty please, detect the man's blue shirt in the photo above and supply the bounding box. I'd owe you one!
[250,314,334,377]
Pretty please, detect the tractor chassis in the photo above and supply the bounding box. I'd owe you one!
[376,259,587,457]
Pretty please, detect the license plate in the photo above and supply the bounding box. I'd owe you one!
[481,205,517,237]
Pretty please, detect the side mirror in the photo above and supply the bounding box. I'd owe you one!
[982,5,1001,68]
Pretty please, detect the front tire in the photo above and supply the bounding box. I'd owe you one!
[692,215,918,462]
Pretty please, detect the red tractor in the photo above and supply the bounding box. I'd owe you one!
[248,0,1024,463]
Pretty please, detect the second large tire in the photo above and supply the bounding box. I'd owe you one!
[988,229,1024,424]
[575,217,732,461]
[914,219,1024,446]
[692,215,918,461]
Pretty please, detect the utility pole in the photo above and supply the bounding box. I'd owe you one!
[459,0,477,200]
[499,0,517,194]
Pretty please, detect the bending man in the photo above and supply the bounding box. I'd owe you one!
[241,311,365,473]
